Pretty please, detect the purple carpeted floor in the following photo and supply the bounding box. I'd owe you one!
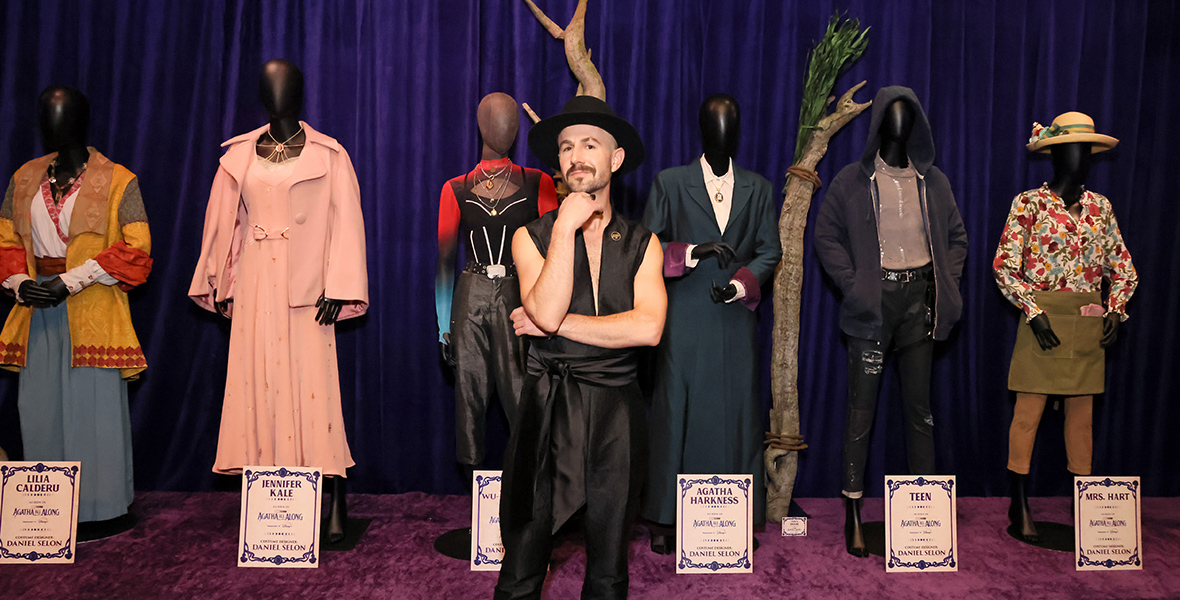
[2,492,1177,599]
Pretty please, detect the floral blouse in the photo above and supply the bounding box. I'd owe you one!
[992,185,1137,320]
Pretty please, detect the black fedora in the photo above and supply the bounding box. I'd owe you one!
[527,96,645,175]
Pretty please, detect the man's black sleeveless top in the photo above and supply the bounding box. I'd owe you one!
[523,210,652,376]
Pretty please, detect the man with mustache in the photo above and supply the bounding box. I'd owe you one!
[495,96,666,599]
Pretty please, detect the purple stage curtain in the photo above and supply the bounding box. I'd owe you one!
[0,1,1176,498]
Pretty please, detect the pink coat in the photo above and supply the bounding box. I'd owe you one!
[189,122,368,319]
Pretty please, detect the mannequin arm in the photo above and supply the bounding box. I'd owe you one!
[992,194,1042,318]
[436,183,460,342]
[537,173,559,216]
[1100,207,1138,319]
[94,178,152,291]
[0,179,30,283]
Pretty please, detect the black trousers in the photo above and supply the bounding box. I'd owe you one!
[494,381,645,600]
[452,271,526,465]
[842,273,936,497]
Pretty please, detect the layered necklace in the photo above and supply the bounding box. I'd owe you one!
[47,158,87,202]
[478,163,509,190]
[471,165,515,216]
[260,125,305,162]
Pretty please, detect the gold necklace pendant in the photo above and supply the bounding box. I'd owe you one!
[490,208,498,216]
[714,191,724,202]
[485,179,495,190]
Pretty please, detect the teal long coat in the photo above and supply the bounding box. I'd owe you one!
[641,161,782,525]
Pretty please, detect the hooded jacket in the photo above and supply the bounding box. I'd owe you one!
[814,86,968,341]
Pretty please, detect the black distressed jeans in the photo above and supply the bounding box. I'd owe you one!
[841,274,936,497]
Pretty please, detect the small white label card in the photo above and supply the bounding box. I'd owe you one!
[781,517,807,537]
[1075,476,1142,571]
[0,462,81,564]
[676,474,752,574]
[884,475,958,573]
[471,470,503,571]
[238,466,322,568]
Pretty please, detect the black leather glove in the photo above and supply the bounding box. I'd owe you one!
[710,281,738,304]
[440,332,456,367]
[212,289,232,319]
[315,292,344,326]
[17,279,54,308]
[691,242,736,270]
[41,277,70,307]
[215,299,232,319]
[1100,313,1120,347]
[1028,313,1060,351]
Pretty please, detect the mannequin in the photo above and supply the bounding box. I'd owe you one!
[0,85,153,540]
[1027,144,1121,350]
[697,95,740,302]
[23,88,92,306]
[190,59,368,545]
[642,94,782,552]
[994,113,1137,544]
[815,86,968,557]
[435,93,557,474]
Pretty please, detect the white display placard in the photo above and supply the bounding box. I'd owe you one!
[675,474,752,574]
[470,470,503,571]
[781,517,807,537]
[884,475,958,573]
[1075,476,1142,571]
[0,462,81,564]
[237,466,322,568]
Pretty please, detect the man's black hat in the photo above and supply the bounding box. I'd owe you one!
[527,95,645,175]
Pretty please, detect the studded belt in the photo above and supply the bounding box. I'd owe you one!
[464,262,516,279]
[881,264,932,283]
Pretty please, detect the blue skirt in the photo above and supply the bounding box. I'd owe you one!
[18,293,133,522]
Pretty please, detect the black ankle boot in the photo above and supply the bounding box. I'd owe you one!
[844,496,868,557]
[1068,471,1084,523]
[1008,470,1039,542]
[328,475,347,544]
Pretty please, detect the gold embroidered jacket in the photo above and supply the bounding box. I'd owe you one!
[0,149,152,378]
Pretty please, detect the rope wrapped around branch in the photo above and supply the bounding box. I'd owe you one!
[764,431,809,452]
[786,165,822,189]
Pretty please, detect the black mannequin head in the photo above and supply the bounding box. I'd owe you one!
[699,94,740,164]
[477,92,519,160]
[1049,142,1091,185]
[1047,142,1091,206]
[38,85,89,154]
[878,99,914,168]
[259,59,304,121]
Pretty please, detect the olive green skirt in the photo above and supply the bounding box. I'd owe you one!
[1008,291,1105,395]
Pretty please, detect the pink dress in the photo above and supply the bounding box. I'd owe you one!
[212,156,355,476]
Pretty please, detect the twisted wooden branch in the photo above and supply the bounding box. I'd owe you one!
[521,0,606,101]
[765,81,871,522]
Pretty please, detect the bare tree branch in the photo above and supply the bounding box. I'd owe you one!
[521,0,606,101]
[765,81,871,522]
[522,0,566,38]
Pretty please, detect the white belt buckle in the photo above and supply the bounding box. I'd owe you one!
[486,264,507,279]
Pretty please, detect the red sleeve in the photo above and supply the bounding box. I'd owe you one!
[95,241,153,291]
[438,180,460,247]
[537,172,558,216]
[0,246,28,281]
